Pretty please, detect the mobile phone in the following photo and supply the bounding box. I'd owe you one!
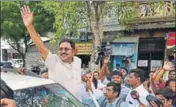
[146,95,163,107]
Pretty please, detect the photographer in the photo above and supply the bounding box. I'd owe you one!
[139,88,174,107]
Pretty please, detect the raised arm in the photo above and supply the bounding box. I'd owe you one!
[154,61,174,82]
[21,5,49,60]
[99,56,110,81]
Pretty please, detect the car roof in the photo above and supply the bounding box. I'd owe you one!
[1,73,55,91]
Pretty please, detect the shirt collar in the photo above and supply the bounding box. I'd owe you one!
[134,84,143,90]
[105,97,120,106]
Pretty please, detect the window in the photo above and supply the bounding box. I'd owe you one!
[14,83,83,107]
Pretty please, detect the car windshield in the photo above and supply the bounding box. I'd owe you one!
[14,83,84,107]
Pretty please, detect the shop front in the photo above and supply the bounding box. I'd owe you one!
[75,42,93,68]
[111,36,139,72]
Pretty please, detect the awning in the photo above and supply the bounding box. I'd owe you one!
[132,22,176,30]
[112,36,139,43]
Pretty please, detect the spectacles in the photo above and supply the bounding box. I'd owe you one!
[59,48,72,52]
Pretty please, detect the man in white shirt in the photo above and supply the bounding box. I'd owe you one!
[21,6,82,101]
[126,69,149,107]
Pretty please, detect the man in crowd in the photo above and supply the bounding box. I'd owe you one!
[99,57,131,100]
[98,82,127,107]
[168,70,175,80]
[166,79,176,106]
[21,5,82,101]
[126,69,149,107]
[140,88,174,107]
[85,81,127,107]
[114,64,120,71]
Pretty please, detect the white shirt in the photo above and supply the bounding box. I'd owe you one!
[126,84,149,107]
[45,52,82,101]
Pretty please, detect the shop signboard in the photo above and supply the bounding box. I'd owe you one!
[75,42,93,55]
[167,32,176,49]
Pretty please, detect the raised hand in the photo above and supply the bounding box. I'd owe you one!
[103,56,110,64]
[163,61,174,71]
[20,5,33,27]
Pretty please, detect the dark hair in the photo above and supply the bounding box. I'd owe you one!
[92,71,99,89]
[166,79,175,87]
[107,82,121,97]
[110,71,122,78]
[0,79,13,99]
[169,70,175,74]
[59,39,75,49]
[156,88,174,100]
[120,67,128,72]
[129,68,145,83]
[116,64,120,67]
[41,68,48,75]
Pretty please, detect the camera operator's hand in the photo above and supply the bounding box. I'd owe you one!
[103,56,110,64]
[0,98,16,107]
[150,101,159,107]
[139,103,147,107]
[86,79,92,92]
[127,57,131,63]
[163,61,174,71]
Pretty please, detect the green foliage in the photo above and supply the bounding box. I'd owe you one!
[118,2,140,26]
[1,1,55,41]
[40,1,87,42]
[1,2,25,40]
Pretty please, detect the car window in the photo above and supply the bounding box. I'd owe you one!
[14,83,84,107]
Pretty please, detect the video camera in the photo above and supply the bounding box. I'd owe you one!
[97,42,112,56]
[122,56,133,64]
[95,42,112,64]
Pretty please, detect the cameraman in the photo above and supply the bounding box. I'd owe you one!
[139,88,174,107]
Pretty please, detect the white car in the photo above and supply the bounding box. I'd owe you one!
[1,73,84,107]
[8,59,23,68]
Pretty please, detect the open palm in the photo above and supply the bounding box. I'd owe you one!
[20,5,33,27]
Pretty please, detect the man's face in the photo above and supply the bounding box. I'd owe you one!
[58,42,74,63]
[41,72,48,79]
[168,81,176,93]
[85,73,92,81]
[93,72,99,80]
[116,65,120,69]
[169,71,175,80]
[104,86,117,100]
[128,73,139,86]
[120,68,127,79]
[111,75,122,84]
[156,94,173,107]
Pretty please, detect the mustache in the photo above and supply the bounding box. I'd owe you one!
[61,53,67,56]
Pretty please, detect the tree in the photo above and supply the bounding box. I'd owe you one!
[39,1,121,70]
[40,1,87,42]
[1,1,54,67]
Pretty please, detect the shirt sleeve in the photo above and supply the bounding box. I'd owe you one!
[44,51,57,72]
[101,78,110,85]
